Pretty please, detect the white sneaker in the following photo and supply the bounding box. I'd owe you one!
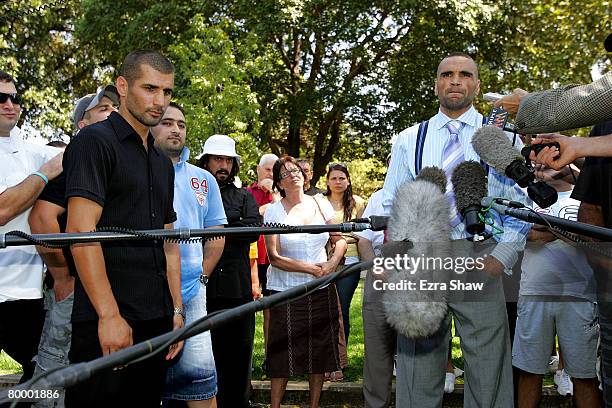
[554,369,574,396]
[453,367,464,377]
[548,355,560,373]
[444,372,456,393]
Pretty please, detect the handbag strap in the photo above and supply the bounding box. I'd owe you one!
[312,195,325,220]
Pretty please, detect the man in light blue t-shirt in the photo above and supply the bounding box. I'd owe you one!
[152,102,227,407]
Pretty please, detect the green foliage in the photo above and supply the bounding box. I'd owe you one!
[0,351,21,375]
[169,17,262,182]
[1,0,608,177]
[499,0,611,90]
[0,0,103,138]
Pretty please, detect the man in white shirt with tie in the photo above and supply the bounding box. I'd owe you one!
[381,53,531,407]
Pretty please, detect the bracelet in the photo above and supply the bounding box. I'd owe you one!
[31,171,49,185]
[173,306,185,319]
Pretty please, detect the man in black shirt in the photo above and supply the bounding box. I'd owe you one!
[198,135,261,408]
[63,50,183,407]
[571,119,612,405]
[27,86,119,406]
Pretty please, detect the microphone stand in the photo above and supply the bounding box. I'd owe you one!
[483,199,612,241]
[0,260,373,404]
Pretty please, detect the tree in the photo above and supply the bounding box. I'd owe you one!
[168,17,262,177]
[0,0,102,138]
[3,0,608,179]
[228,0,418,183]
[499,0,610,90]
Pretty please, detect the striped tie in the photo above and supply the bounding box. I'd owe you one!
[442,120,465,227]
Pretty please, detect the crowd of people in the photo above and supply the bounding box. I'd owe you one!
[0,32,611,408]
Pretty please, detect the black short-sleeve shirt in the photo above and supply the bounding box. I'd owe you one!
[38,172,76,280]
[63,111,177,322]
[571,121,612,228]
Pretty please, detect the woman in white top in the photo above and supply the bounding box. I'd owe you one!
[264,156,347,408]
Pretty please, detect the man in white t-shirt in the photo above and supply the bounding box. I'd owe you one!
[0,70,63,382]
[513,165,602,406]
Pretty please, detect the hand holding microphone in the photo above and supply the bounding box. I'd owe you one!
[529,134,591,170]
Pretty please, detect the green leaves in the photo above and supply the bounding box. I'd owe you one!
[1,0,607,184]
[169,18,261,172]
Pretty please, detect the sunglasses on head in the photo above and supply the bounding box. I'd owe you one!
[0,92,21,105]
[328,162,347,170]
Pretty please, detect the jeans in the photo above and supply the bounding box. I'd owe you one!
[32,289,73,408]
[163,289,217,402]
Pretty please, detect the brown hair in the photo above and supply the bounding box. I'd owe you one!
[324,163,356,221]
[272,155,306,198]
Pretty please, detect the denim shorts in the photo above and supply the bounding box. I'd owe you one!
[162,288,217,401]
[512,296,599,378]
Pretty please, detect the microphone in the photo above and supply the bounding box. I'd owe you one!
[367,215,389,231]
[520,142,561,160]
[451,161,488,235]
[482,197,525,208]
[416,166,447,194]
[482,197,612,241]
[472,125,558,208]
[382,179,450,338]
[385,179,451,243]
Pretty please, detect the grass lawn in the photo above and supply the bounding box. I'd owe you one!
[0,350,21,376]
[0,281,555,387]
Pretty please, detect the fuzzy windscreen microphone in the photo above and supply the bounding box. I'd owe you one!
[416,166,447,194]
[472,125,558,208]
[451,161,488,235]
[382,179,450,338]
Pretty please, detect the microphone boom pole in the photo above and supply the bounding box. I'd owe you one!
[0,222,372,248]
[0,260,373,404]
[484,198,612,241]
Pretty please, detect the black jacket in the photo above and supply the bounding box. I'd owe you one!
[207,183,261,300]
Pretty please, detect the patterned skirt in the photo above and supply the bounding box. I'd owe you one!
[267,284,343,377]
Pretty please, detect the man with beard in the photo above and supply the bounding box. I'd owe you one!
[382,52,530,407]
[63,50,184,407]
[151,102,226,407]
[198,135,261,408]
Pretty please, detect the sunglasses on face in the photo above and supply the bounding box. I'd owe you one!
[0,92,21,105]
[279,168,301,179]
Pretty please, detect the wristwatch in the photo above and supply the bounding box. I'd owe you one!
[199,273,209,286]
[173,306,185,319]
